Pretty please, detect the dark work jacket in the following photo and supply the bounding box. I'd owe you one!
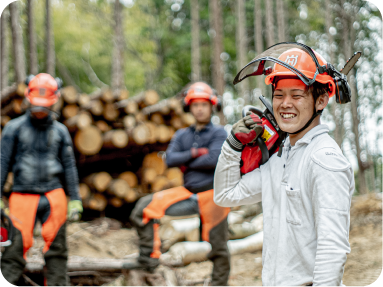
[0,111,80,200]
[166,122,227,193]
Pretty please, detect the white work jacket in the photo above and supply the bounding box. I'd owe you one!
[214,125,354,286]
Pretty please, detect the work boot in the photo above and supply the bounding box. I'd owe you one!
[122,258,157,273]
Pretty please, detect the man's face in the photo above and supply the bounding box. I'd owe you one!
[30,105,50,119]
[272,79,315,134]
[189,100,212,124]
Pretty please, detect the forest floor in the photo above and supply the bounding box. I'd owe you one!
[27,193,382,286]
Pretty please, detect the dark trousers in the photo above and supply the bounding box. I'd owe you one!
[1,189,68,285]
[130,187,231,286]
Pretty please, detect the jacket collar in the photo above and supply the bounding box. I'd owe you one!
[189,121,213,132]
[284,124,329,148]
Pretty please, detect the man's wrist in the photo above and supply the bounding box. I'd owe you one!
[226,131,243,152]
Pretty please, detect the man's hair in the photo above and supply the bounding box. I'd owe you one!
[307,82,330,102]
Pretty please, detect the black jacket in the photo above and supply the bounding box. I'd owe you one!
[0,111,80,200]
[166,122,227,192]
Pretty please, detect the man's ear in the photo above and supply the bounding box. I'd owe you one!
[316,93,329,111]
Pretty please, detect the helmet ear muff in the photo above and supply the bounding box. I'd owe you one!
[25,74,35,86]
[183,97,190,112]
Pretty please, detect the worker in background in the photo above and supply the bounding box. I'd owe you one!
[0,73,83,285]
[128,82,231,286]
[214,43,355,286]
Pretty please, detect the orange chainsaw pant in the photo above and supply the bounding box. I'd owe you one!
[1,188,68,285]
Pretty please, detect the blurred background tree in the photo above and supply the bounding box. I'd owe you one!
[0,0,381,194]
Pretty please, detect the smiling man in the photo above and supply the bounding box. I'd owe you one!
[214,44,355,286]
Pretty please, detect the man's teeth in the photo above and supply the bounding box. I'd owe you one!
[281,113,296,119]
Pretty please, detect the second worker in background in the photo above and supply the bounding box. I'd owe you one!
[128,82,230,286]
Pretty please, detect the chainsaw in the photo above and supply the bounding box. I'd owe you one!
[240,95,286,174]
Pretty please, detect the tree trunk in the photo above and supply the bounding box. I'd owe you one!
[9,1,26,82]
[190,0,201,82]
[236,0,250,104]
[1,7,9,90]
[325,0,343,148]
[111,0,125,95]
[254,0,264,93]
[276,0,286,42]
[27,0,38,75]
[265,0,275,47]
[208,0,225,96]
[46,0,55,76]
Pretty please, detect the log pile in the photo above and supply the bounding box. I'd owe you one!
[1,85,194,216]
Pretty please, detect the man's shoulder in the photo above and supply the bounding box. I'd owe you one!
[309,134,351,172]
[52,120,71,137]
[2,114,28,135]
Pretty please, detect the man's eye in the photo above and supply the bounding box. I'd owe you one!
[273,94,282,97]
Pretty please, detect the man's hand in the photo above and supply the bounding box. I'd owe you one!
[0,198,4,210]
[226,113,264,151]
[191,147,209,158]
[67,200,83,222]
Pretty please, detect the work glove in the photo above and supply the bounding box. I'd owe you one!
[191,147,209,158]
[0,198,9,215]
[67,200,83,222]
[226,112,264,152]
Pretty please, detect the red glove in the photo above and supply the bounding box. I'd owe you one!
[191,147,209,158]
[226,113,264,151]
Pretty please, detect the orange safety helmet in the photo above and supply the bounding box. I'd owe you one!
[183,82,221,112]
[265,48,336,97]
[24,73,62,107]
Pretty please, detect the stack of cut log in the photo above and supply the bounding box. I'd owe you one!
[1,85,192,215]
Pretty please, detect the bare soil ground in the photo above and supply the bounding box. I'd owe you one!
[27,193,381,286]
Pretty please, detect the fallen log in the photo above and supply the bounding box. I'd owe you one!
[1,98,24,117]
[79,183,91,201]
[123,115,136,129]
[151,176,171,193]
[62,104,79,119]
[107,179,130,198]
[83,99,104,116]
[164,168,183,187]
[83,172,112,193]
[1,82,26,105]
[129,124,150,145]
[77,93,91,107]
[142,152,166,175]
[74,125,103,155]
[88,193,108,211]
[64,111,92,132]
[118,171,138,188]
[103,129,129,149]
[160,231,264,267]
[95,120,111,133]
[103,102,120,121]
[62,86,78,104]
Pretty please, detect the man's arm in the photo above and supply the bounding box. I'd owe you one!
[1,123,17,197]
[214,141,262,207]
[310,148,354,286]
[59,126,81,201]
[166,129,193,167]
[188,129,227,169]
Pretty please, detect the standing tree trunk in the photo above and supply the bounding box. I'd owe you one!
[46,0,55,76]
[325,0,343,147]
[190,0,201,82]
[1,7,9,90]
[254,0,264,94]
[111,0,125,96]
[208,0,225,96]
[265,0,275,47]
[236,0,250,103]
[9,1,26,83]
[276,0,286,42]
[27,0,38,75]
